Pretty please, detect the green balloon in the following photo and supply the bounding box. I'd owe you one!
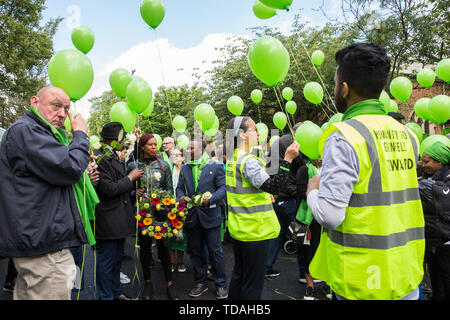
[379,90,390,111]
[259,0,293,10]
[405,122,423,143]
[205,116,220,137]
[294,121,323,160]
[89,135,100,147]
[194,103,215,129]
[285,100,297,114]
[251,89,263,104]
[282,87,294,101]
[141,98,154,118]
[252,0,277,19]
[273,112,287,131]
[126,77,152,114]
[269,135,279,147]
[172,115,187,133]
[140,0,165,29]
[71,26,95,54]
[387,99,398,113]
[420,134,450,156]
[48,49,94,102]
[414,97,431,121]
[64,109,75,132]
[321,122,330,131]
[311,50,325,67]
[109,68,133,99]
[256,122,269,143]
[390,76,412,102]
[303,82,323,105]
[428,95,450,124]
[227,96,244,116]
[110,102,136,133]
[177,134,189,150]
[435,58,450,83]
[416,68,436,89]
[248,36,290,87]
[153,133,162,150]
[329,113,343,124]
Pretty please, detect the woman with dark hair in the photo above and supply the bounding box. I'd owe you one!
[128,133,177,300]
[225,116,300,300]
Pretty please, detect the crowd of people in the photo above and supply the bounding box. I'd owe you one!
[0,42,449,301]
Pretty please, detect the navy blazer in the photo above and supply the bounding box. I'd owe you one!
[176,160,226,229]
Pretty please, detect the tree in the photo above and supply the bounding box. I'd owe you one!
[0,0,62,128]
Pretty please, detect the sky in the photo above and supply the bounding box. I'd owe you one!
[41,0,343,119]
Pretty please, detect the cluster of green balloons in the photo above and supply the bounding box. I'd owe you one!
[48,26,96,102]
[194,103,220,137]
[414,95,450,124]
[140,0,165,29]
[248,36,290,87]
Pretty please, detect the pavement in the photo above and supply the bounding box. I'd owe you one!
[0,234,329,301]
[0,234,432,301]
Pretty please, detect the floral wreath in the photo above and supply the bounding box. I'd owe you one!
[135,189,187,240]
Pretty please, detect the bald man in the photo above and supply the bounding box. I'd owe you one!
[0,86,91,300]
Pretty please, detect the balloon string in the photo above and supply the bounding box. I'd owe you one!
[273,86,293,136]
[154,29,174,124]
[132,115,141,300]
[297,38,338,113]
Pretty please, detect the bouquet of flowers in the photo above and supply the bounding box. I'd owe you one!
[186,191,213,209]
[89,130,137,163]
[135,189,188,240]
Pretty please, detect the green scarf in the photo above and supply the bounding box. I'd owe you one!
[189,152,210,192]
[424,141,450,165]
[296,162,318,226]
[342,99,387,121]
[30,107,99,246]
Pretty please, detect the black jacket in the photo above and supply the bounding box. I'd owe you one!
[94,150,135,240]
[418,165,450,249]
[0,112,90,257]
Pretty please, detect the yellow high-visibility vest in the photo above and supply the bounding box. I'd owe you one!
[225,148,280,242]
[309,115,425,300]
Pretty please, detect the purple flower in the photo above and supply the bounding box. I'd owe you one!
[177,202,186,211]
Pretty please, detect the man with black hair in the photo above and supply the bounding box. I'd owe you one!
[306,43,425,300]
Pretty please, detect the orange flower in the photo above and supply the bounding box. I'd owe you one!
[175,222,183,229]
[163,198,172,206]
[143,218,152,226]
[168,212,176,220]
[154,232,162,240]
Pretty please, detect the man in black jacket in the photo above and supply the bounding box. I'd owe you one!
[94,122,143,300]
[0,86,90,299]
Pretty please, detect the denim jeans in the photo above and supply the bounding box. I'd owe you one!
[95,238,125,300]
[266,198,305,277]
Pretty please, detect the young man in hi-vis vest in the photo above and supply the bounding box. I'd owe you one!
[306,43,425,300]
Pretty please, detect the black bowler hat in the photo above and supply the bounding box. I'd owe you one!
[100,122,126,141]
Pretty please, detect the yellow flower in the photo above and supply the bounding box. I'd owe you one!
[168,212,176,220]
[171,198,176,204]
[143,218,152,226]
[135,215,142,221]
[179,211,185,218]
[173,229,178,235]
[151,193,157,199]
[143,203,150,209]
[156,204,161,211]
[163,198,172,206]
[155,226,161,232]
[142,229,147,236]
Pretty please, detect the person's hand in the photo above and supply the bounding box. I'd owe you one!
[134,127,142,139]
[136,188,145,197]
[128,169,144,182]
[88,170,100,184]
[202,198,210,207]
[69,112,88,134]
[306,175,320,196]
[180,196,191,203]
[284,141,300,163]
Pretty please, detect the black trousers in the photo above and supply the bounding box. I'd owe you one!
[138,232,172,283]
[229,238,269,300]
[425,244,450,300]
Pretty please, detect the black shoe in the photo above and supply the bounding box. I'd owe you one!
[216,287,228,300]
[304,286,315,300]
[189,283,208,298]
[114,294,130,300]
[265,268,280,279]
[3,282,14,293]
[167,284,178,300]
[322,285,332,300]
[143,281,153,300]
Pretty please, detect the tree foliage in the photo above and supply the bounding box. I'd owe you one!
[0,0,62,128]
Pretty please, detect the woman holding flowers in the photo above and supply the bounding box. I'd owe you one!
[128,133,177,300]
